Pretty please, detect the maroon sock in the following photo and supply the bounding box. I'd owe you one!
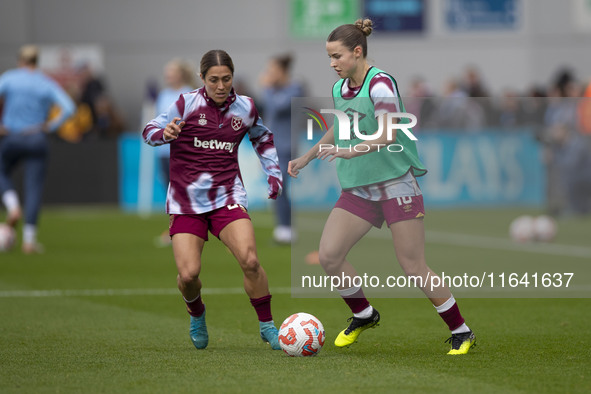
[341,288,371,314]
[184,295,205,317]
[438,302,465,331]
[250,294,273,322]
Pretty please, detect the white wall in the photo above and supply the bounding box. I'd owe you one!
[0,0,589,130]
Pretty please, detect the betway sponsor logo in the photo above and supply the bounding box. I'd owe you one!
[194,137,237,153]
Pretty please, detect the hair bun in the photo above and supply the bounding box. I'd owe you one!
[355,18,373,37]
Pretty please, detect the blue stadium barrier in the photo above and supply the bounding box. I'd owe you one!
[118,129,545,212]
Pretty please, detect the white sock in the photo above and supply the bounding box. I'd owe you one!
[338,286,361,297]
[183,294,201,303]
[452,323,471,334]
[434,296,456,313]
[23,224,37,245]
[2,190,20,212]
[353,305,373,319]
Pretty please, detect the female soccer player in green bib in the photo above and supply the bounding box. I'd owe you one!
[288,19,475,355]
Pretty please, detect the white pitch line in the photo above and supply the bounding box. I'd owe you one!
[296,218,591,259]
[0,287,292,299]
[424,231,591,259]
[1,285,589,298]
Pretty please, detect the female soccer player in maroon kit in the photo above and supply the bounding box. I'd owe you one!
[143,50,283,350]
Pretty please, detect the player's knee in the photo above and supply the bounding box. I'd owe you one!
[400,260,427,279]
[318,247,344,274]
[177,268,200,285]
[240,252,260,274]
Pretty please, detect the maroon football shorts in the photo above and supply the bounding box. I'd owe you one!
[169,204,251,241]
[334,191,425,228]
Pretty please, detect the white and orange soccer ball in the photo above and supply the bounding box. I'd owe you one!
[0,224,16,252]
[510,215,558,243]
[278,312,325,357]
[509,215,536,243]
[533,215,557,242]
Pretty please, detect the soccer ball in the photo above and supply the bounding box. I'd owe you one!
[509,215,535,243]
[533,215,557,242]
[0,224,16,252]
[278,312,325,357]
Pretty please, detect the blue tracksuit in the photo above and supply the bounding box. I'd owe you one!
[0,67,75,225]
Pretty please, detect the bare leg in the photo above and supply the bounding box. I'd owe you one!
[172,232,208,349]
[390,218,451,306]
[219,219,269,299]
[219,218,280,349]
[172,233,205,301]
[318,208,373,288]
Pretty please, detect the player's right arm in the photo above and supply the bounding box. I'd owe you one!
[142,95,185,146]
[287,125,334,178]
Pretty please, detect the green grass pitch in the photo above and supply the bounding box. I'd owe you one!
[1,207,590,393]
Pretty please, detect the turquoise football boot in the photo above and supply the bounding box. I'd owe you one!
[189,308,209,349]
[259,321,281,350]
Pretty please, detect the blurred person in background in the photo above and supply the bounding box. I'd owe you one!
[404,76,436,131]
[78,62,105,130]
[434,78,485,131]
[461,65,494,126]
[461,65,489,98]
[142,49,283,351]
[259,54,304,244]
[544,68,581,129]
[548,123,591,215]
[154,58,198,247]
[578,78,591,136]
[79,66,125,140]
[496,89,525,129]
[542,68,583,215]
[0,45,75,253]
[522,85,547,129]
[48,61,124,142]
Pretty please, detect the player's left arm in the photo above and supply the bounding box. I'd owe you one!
[46,80,76,132]
[0,76,7,135]
[248,111,283,199]
[0,97,5,136]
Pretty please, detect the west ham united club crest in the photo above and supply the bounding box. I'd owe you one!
[231,116,243,131]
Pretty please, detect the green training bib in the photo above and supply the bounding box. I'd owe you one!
[332,66,427,189]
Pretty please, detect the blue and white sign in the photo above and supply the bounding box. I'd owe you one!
[418,131,544,208]
[445,0,521,30]
[364,0,425,33]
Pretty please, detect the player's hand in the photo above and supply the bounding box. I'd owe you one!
[288,156,309,178]
[316,145,355,162]
[267,175,283,200]
[0,125,7,136]
[163,117,185,141]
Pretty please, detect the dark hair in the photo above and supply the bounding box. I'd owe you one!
[200,50,234,77]
[273,54,293,73]
[327,18,373,58]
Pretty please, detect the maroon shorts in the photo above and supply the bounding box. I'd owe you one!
[334,191,425,228]
[169,204,251,241]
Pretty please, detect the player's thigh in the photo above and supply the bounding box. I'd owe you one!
[319,208,373,261]
[172,233,206,279]
[218,218,258,267]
